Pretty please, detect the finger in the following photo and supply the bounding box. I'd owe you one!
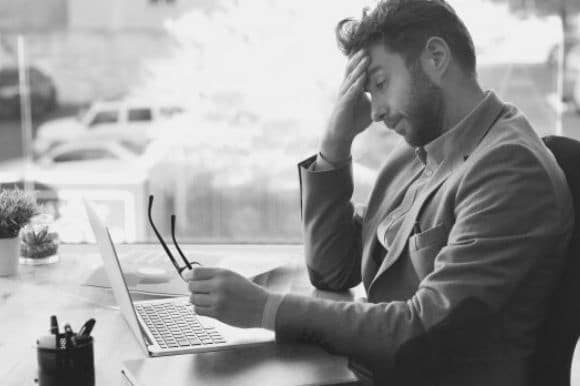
[188,279,214,293]
[189,293,215,307]
[340,56,369,96]
[193,305,216,318]
[344,49,367,78]
[343,71,367,101]
[187,266,223,281]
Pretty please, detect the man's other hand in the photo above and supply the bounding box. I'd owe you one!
[322,49,372,163]
[182,267,270,329]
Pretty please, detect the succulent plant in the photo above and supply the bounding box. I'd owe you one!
[20,224,59,259]
[0,189,38,239]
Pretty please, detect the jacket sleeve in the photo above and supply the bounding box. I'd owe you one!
[299,155,364,291]
[284,144,574,374]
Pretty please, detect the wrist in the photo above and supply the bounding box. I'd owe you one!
[260,292,284,331]
[320,134,353,164]
[254,287,271,327]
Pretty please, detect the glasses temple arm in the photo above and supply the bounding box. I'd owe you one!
[171,215,193,270]
[147,195,180,271]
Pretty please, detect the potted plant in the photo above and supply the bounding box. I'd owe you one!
[20,214,60,264]
[0,189,38,276]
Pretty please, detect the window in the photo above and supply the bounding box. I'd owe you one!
[89,111,119,127]
[128,108,153,122]
[52,149,118,163]
[3,1,570,244]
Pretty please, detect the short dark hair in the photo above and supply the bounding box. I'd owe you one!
[336,0,477,76]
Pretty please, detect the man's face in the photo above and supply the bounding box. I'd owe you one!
[365,42,444,147]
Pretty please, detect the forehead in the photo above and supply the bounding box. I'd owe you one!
[365,42,407,76]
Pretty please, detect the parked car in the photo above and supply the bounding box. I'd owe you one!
[0,141,147,182]
[0,139,174,242]
[34,99,185,154]
[0,66,57,119]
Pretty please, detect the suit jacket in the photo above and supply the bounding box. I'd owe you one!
[275,92,574,386]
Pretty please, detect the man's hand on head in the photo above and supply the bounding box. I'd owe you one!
[182,267,270,329]
[322,49,372,163]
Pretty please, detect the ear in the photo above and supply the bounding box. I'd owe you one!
[419,36,451,85]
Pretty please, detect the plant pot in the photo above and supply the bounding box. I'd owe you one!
[0,236,20,276]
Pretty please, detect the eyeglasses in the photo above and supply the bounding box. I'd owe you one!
[147,194,201,275]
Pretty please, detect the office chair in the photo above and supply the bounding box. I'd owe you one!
[532,136,580,386]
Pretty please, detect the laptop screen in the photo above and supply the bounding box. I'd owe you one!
[84,199,148,352]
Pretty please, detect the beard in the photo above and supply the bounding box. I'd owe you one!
[403,62,445,147]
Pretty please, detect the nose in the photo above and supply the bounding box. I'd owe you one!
[371,100,388,122]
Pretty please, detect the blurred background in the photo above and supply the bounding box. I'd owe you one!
[0,0,578,243]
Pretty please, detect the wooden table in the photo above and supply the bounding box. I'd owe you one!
[0,243,365,385]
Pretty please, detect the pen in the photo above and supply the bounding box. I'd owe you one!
[50,315,59,335]
[64,324,74,349]
[50,315,59,349]
[78,318,96,337]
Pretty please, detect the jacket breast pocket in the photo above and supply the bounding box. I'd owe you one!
[408,223,449,279]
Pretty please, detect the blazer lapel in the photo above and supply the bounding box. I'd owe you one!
[362,232,380,290]
[368,159,459,293]
[360,155,424,290]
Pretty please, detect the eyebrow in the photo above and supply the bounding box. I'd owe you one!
[364,65,384,91]
[367,65,382,77]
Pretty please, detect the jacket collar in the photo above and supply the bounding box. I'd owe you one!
[420,91,504,171]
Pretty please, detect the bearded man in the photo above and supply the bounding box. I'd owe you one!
[184,1,574,384]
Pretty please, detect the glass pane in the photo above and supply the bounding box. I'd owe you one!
[0,0,573,244]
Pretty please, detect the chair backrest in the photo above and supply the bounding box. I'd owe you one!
[532,136,580,386]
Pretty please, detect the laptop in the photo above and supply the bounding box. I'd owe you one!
[83,199,275,357]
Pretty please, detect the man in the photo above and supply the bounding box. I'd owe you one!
[183,1,574,384]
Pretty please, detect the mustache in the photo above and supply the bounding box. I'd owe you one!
[384,114,406,128]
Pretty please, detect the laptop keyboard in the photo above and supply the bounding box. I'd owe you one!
[135,302,226,349]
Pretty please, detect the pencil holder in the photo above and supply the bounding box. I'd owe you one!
[36,334,95,386]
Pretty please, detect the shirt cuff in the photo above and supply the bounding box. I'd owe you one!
[313,152,352,172]
[261,293,285,331]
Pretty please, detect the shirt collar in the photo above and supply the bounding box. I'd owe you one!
[417,91,502,169]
